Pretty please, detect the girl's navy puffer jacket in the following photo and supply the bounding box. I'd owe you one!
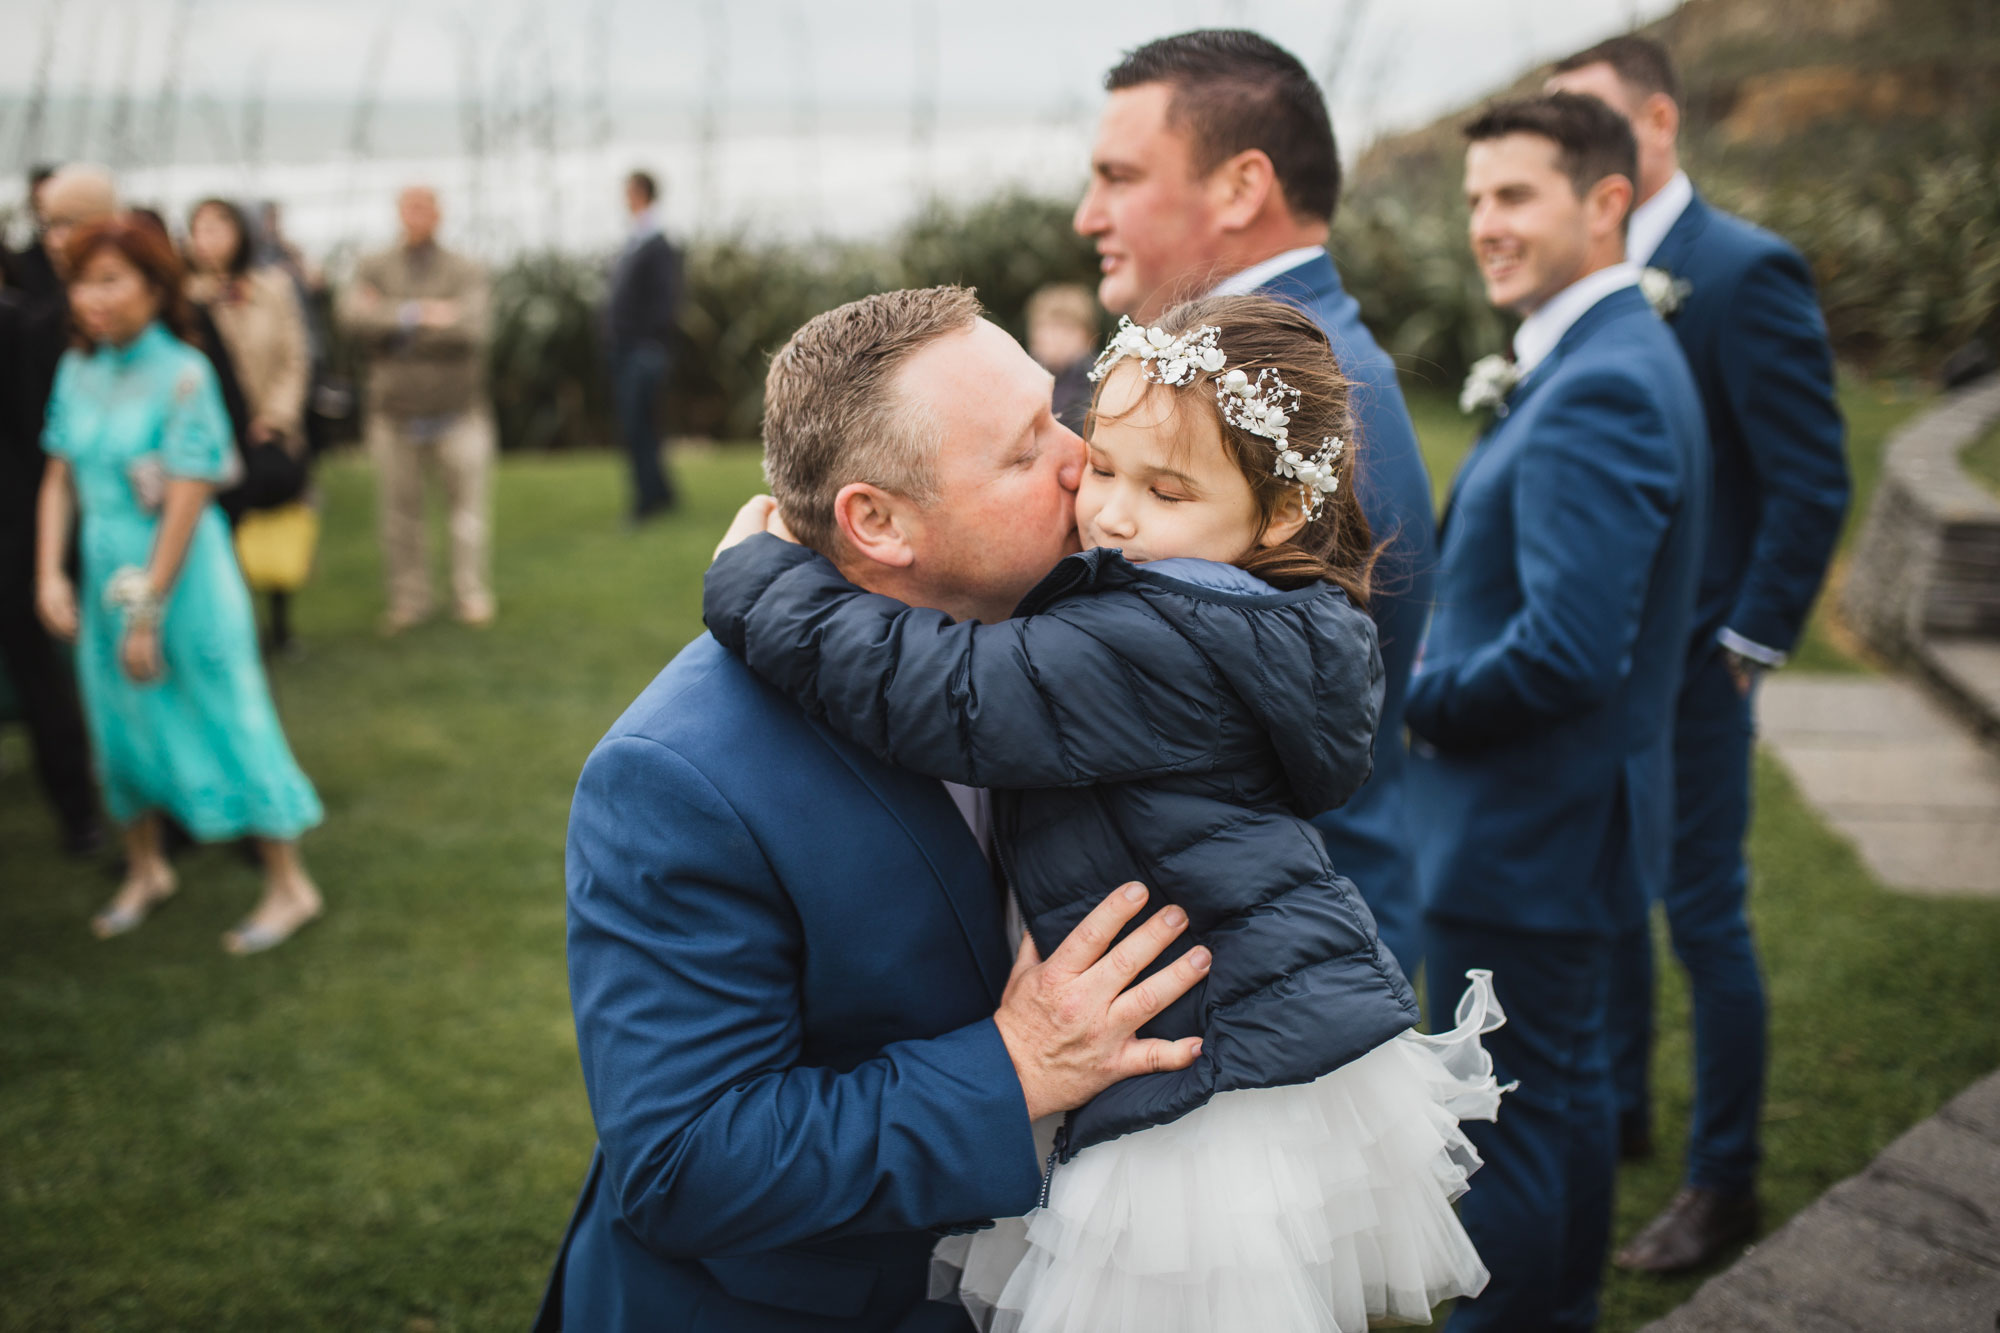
[703,536,1420,1158]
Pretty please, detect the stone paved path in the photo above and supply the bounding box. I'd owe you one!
[1639,1070,2000,1332]
[1927,637,2000,745]
[1759,673,2000,896]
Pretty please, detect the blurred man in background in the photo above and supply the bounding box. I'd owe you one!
[0,165,115,855]
[340,186,495,633]
[1550,34,1849,1276]
[1024,282,1099,433]
[1074,29,1437,978]
[605,169,684,524]
[2,164,62,301]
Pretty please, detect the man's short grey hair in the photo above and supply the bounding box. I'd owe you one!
[761,286,982,553]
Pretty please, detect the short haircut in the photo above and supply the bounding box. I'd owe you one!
[1106,29,1340,223]
[1464,92,1639,217]
[1026,283,1097,335]
[627,170,659,204]
[762,286,984,553]
[1552,35,1681,106]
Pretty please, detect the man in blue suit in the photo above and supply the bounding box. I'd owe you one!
[1551,37,1849,1273]
[1074,30,1437,977]
[1408,94,1709,1331]
[535,287,1214,1332]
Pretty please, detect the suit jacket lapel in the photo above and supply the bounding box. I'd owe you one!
[1646,190,1711,279]
[805,719,1013,1005]
[1441,286,1645,538]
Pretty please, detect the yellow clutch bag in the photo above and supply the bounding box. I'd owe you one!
[234,503,320,592]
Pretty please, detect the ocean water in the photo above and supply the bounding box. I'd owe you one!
[3,103,1096,265]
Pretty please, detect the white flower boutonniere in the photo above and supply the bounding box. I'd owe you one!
[1641,267,1693,319]
[1459,353,1522,418]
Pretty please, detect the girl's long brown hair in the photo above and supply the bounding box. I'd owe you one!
[63,213,198,350]
[1087,293,1377,606]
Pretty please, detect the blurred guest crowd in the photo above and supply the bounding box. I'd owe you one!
[0,162,686,952]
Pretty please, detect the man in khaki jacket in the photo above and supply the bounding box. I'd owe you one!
[340,186,495,631]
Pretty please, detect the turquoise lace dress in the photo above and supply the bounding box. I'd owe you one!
[43,321,322,840]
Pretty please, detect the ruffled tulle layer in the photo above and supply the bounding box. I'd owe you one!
[954,970,1510,1333]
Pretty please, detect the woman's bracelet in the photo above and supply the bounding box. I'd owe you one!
[105,567,164,629]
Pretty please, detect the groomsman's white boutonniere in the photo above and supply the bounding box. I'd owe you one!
[1640,267,1693,319]
[1459,353,1522,421]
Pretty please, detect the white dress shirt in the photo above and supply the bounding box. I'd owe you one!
[943,780,1028,947]
[1511,262,1642,375]
[1209,245,1328,297]
[1626,170,1694,269]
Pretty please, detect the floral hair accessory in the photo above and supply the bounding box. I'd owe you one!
[1088,315,1228,387]
[1216,365,1342,519]
[1091,316,1345,520]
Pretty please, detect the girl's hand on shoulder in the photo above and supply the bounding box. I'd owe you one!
[120,624,164,683]
[712,495,795,560]
[36,574,79,642]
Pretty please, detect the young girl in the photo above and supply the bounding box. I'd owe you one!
[704,294,1505,1332]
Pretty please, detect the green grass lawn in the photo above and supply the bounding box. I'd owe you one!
[3,388,1996,1332]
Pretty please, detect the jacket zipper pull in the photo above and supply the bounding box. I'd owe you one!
[1037,1122,1070,1210]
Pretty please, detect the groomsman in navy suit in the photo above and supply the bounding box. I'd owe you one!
[1550,36,1849,1273]
[1409,94,1709,1331]
[1075,30,1437,975]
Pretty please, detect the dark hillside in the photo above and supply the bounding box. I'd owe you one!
[1338,0,2000,383]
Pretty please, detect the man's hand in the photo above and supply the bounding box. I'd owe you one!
[713,495,800,560]
[1722,649,1764,698]
[418,299,460,329]
[993,882,1210,1122]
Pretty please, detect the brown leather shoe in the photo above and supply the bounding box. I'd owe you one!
[1614,1186,1759,1274]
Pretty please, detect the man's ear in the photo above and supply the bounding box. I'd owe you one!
[1258,488,1311,549]
[1588,173,1636,246]
[1208,149,1280,233]
[1642,91,1680,146]
[831,482,918,570]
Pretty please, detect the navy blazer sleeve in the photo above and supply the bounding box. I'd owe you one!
[703,536,1219,788]
[1713,246,1848,656]
[1405,368,1679,750]
[566,733,1041,1257]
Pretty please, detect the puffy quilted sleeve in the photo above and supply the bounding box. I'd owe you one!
[704,535,1222,788]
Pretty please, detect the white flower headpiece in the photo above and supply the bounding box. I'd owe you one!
[1089,315,1346,519]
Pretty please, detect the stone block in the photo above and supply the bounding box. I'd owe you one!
[1639,1203,2000,1333]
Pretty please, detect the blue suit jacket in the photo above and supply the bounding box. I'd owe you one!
[536,637,1042,1332]
[1650,191,1847,662]
[1407,284,1709,937]
[1259,254,1438,951]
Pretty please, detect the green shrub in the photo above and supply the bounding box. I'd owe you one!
[346,160,1994,451]
[459,190,1097,450]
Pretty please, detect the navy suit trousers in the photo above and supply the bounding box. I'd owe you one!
[1607,651,1766,1191]
[1428,919,1616,1333]
[614,340,674,515]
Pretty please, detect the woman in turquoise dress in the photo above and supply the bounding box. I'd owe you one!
[34,215,325,953]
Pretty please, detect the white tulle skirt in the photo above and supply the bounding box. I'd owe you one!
[946,970,1510,1333]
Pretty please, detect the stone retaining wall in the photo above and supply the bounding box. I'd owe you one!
[1843,375,2000,657]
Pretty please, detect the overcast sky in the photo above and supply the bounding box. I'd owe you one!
[2,0,1678,151]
